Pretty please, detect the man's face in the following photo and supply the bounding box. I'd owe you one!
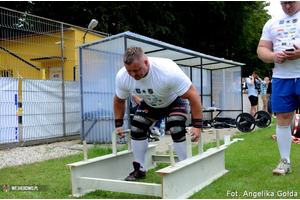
[125,56,149,80]
[281,1,300,15]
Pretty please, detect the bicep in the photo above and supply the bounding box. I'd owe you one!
[180,84,199,99]
[114,94,126,105]
[257,40,273,52]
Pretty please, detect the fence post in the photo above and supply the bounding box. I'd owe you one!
[61,23,66,137]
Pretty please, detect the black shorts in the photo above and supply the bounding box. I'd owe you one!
[134,97,190,120]
[248,95,258,106]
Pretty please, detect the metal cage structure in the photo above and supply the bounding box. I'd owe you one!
[78,31,245,144]
[0,6,108,148]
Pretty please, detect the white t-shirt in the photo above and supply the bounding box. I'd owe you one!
[116,57,192,108]
[260,11,300,78]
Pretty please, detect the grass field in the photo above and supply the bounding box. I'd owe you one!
[1,119,300,199]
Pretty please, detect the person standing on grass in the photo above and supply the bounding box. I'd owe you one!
[246,71,264,116]
[260,76,270,112]
[257,1,300,175]
[113,46,203,181]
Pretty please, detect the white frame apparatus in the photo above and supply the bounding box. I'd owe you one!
[66,130,228,199]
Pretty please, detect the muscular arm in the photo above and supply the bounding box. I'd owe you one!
[257,40,275,63]
[132,95,141,105]
[114,94,126,119]
[180,84,202,142]
[257,40,286,64]
[113,94,127,138]
[180,84,202,119]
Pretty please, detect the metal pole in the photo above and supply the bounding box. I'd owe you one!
[61,23,66,136]
[124,37,131,130]
[241,66,244,112]
[200,57,203,104]
[83,140,88,161]
[198,130,203,154]
[216,130,220,149]
[168,143,175,167]
[79,48,85,141]
[186,132,192,159]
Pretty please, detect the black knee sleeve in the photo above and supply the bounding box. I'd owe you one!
[166,115,187,142]
[130,115,152,140]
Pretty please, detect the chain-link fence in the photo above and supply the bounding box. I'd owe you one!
[0,6,108,148]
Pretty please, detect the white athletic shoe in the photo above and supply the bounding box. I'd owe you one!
[273,158,292,175]
[151,127,161,137]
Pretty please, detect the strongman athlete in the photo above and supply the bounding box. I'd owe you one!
[113,46,203,181]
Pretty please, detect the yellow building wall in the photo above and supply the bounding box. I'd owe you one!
[0,28,105,107]
[0,28,105,81]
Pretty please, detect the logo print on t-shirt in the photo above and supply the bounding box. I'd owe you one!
[293,19,298,23]
[148,89,153,94]
[279,20,284,24]
[136,89,141,94]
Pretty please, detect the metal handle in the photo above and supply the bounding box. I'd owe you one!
[112,129,131,155]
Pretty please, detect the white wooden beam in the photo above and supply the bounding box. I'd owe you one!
[186,132,192,158]
[168,143,175,167]
[198,131,203,154]
[216,129,220,149]
[152,155,180,163]
[156,145,228,199]
[76,177,162,197]
[112,129,131,155]
[67,145,157,197]
[67,130,229,199]
[83,140,88,161]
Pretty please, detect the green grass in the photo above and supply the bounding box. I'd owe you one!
[191,123,300,199]
[1,119,300,199]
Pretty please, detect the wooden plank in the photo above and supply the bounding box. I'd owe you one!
[198,132,203,154]
[83,140,88,161]
[216,130,220,149]
[67,144,156,168]
[77,177,162,197]
[67,145,157,197]
[112,129,131,155]
[156,145,227,175]
[156,146,228,199]
[176,170,228,199]
[168,144,175,167]
[152,155,180,163]
[67,137,228,199]
[186,132,192,158]
[112,131,118,155]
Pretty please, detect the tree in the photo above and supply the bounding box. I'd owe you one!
[237,1,272,77]
[0,1,273,77]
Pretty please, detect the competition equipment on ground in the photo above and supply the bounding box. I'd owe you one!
[236,110,271,133]
[66,129,229,198]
